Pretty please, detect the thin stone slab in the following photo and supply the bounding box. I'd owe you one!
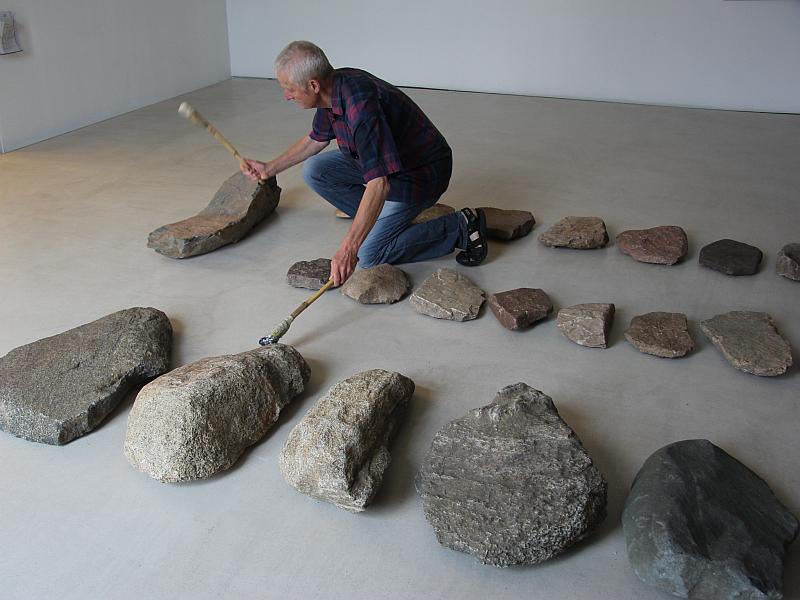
[287,258,331,290]
[538,216,609,249]
[557,303,615,348]
[616,225,688,265]
[409,268,485,321]
[0,307,171,445]
[625,312,694,358]
[699,238,762,275]
[700,311,792,376]
[340,264,410,304]
[147,173,280,258]
[488,288,552,330]
[279,369,414,512]
[477,207,535,241]
[416,383,607,567]
[623,439,798,600]
[411,203,455,224]
[125,344,309,482]
[776,243,800,281]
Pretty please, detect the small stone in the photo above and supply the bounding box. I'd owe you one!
[412,204,456,224]
[538,216,609,249]
[409,268,485,321]
[616,226,688,265]
[623,439,798,600]
[699,239,762,276]
[477,207,535,241]
[341,264,410,304]
[416,383,607,567]
[148,173,280,258]
[557,303,615,348]
[287,258,331,289]
[700,311,792,376]
[488,288,552,330]
[776,243,800,281]
[124,344,310,482]
[279,369,414,512]
[624,312,693,358]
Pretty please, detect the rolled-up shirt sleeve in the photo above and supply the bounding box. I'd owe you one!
[310,108,335,142]
[352,106,404,182]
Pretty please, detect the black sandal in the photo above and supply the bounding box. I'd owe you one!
[456,208,488,266]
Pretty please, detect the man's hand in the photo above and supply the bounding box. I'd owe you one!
[330,241,359,286]
[240,158,272,181]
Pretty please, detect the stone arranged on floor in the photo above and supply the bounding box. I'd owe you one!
[279,369,414,512]
[624,312,693,358]
[615,225,688,265]
[622,439,798,600]
[0,308,171,445]
[340,264,410,304]
[409,268,485,321]
[411,203,455,224]
[287,258,331,290]
[557,303,615,348]
[700,311,793,376]
[147,173,280,259]
[698,238,762,275]
[124,344,309,482]
[776,243,800,281]
[538,216,609,249]
[488,288,552,330]
[416,383,607,567]
[477,207,535,240]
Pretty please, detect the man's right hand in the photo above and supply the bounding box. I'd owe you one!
[240,158,271,181]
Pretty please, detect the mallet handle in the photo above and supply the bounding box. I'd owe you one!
[291,279,334,319]
[178,102,246,165]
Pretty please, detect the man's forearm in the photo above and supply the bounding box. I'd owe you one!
[269,136,329,176]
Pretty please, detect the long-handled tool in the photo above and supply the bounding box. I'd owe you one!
[178,102,257,175]
[259,279,334,345]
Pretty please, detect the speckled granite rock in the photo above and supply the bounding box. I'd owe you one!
[148,173,280,258]
[625,312,693,358]
[539,216,609,249]
[700,311,792,376]
[124,344,309,482]
[410,268,485,321]
[341,264,410,304]
[699,239,762,276]
[416,383,607,567]
[279,369,414,512]
[287,258,331,290]
[776,243,800,281]
[478,207,535,241]
[0,308,171,445]
[616,226,688,265]
[557,303,615,348]
[623,439,798,600]
[412,204,456,224]
[488,288,552,330]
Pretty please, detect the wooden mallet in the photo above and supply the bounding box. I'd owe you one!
[259,279,335,345]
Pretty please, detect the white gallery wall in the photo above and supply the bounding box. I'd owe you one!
[0,0,231,152]
[227,0,800,114]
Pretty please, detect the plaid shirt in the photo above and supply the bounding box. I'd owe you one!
[310,68,452,204]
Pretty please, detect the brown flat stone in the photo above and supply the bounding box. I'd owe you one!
[616,226,688,265]
[341,264,410,304]
[478,207,535,241]
[556,303,615,348]
[287,258,331,290]
[624,312,694,358]
[539,216,609,249]
[488,288,552,330]
[412,204,456,224]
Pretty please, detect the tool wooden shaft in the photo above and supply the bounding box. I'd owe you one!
[178,102,245,165]
[259,279,334,345]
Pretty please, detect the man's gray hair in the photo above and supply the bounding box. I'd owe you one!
[274,41,334,87]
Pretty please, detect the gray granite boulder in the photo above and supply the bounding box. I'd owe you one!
[616,226,688,265]
[700,311,792,376]
[623,439,798,599]
[478,207,535,241]
[699,239,762,276]
[488,288,552,330]
[539,216,609,249]
[279,369,414,512]
[416,383,607,567]
[148,173,280,258]
[0,308,171,445]
[625,312,693,358]
[412,203,455,224]
[557,303,615,348]
[776,243,800,281]
[409,268,485,321]
[124,344,309,482]
[341,264,410,304]
[287,258,331,290]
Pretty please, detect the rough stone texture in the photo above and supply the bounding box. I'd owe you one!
[557,303,615,348]
[623,439,798,600]
[341,264,410,304]
[699,238,763,276]
[287,258,331,290]
[279,369,414,512]
[125,344,309,482]
[624,312,694,358]
[411,203,455,224]
[538,216,609,249]
[776,243,800,281]
[409,268,485,321]
[700,311,793,377]
[148,173,280,259]
[616,225,688,265]
[477,207,535,241]
[0,308,171,445]
[488,288,552,330]
[416,383,607,567]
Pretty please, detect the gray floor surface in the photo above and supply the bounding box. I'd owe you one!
[1,78,798,600]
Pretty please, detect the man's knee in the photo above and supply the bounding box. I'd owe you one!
[302,155,324,187]
[357,244,385,269]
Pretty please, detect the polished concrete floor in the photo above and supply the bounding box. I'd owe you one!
[1,78,798,600]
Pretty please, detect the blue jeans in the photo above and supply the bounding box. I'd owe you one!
[302,150,463,267]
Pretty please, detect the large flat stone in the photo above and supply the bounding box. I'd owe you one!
[616,226,688,265]
[409,268,485,321]
[147,173,280,259]
[416,383,607,567]
[341,264,410,304]
[411,203,456,224]
[279,369,414,512]
[477,207,535,241]
[538,216,609,249]
[287,258,331,290]
[0,308,171,445]
[699,238,762,276]
[625,312,693,358]
[776,243,800,281]
[623,439,798,599]
[125,344,309,482]
[557,303,615,348]
[488,288,552,330]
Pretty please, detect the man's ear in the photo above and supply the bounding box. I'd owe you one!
[308,79,321,94]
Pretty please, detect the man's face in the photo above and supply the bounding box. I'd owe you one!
[277,70,318,109]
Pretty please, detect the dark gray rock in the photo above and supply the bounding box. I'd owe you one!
[341,264,410,304]
[412,203,455,224]
[147,173,280,258]
[776,243,800,281]
[538,216,609,249]
[125,344,309,482]
[409,268,485,321]
[557,303,615,348]
[623,439,798,599]
[616,225,688,265]
[488,288,552,330]
[700,311,792,376]
[625,312,694,358]
[287,258,331,290]
[0,308,171,445]
[279,369,414,512]
[416,383,607,567]
[478,207,535,241]
[699,239,762,276]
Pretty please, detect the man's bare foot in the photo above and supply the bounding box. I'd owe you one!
[335,209,352,219]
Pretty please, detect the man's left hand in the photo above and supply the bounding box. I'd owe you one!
[330,242,359,286]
